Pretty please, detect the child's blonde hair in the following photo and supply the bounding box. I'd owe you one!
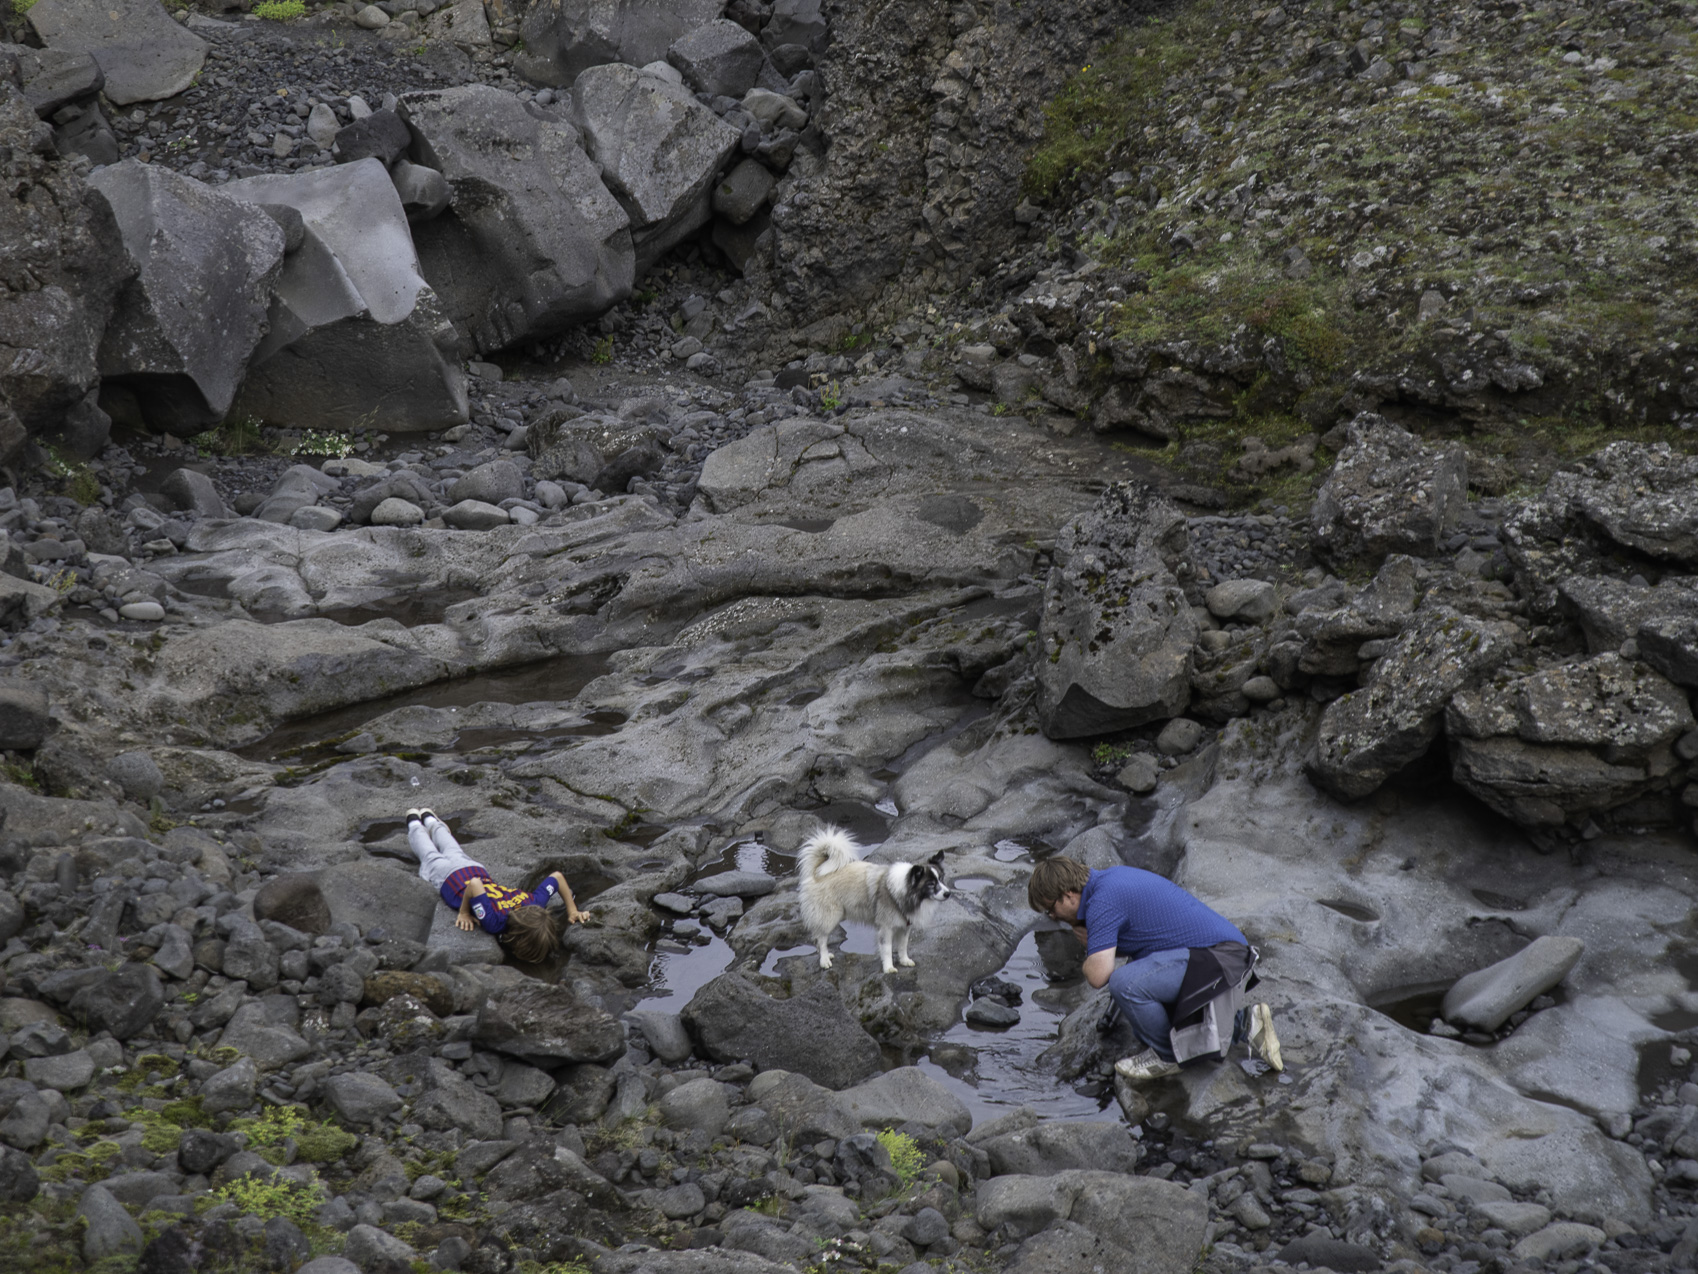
[500,905,565,964]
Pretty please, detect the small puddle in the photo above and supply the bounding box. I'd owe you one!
[774,518,835,533]
[921,930,1114,1123]
[608,822,671,849]
[359,811,478,846]
[1365,981,1497,1045]
[631,933,736,1010]
[952,876,997,894]
[1317,899,1379,923]
[992,837,1052,863]
[699,837,795,883]
[1639,1038,1698,1102]
[1653,1007,1698,1032]
[789,800,892,847]
[237,652,613,763]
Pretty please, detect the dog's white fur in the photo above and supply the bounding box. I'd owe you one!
[797,825,949,973]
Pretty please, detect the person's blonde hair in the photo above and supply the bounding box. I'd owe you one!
[1027,857,1091,914]
[500,905,564,964]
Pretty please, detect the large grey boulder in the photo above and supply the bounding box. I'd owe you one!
[1446,653,1695,828]
[0,92,129,468]
[89,162,284,435]
[1311,414,1467,563]
[1294,554,1420,678]
[668,19,766,99]
[399,85,634,353]
[712,157,775,225]
[323,1072,402,1126]
[222,159,468,434]
[1442,935,1585,1032]
[1558,574,1698,687]
[683,973,882,1089]
[515,0,722,87]
[763,0,827,52]
[1034,482,1201,739]
[975,1171,1206,1274]
[1308,607,1522,800]
[27,0,206,105]
[573,62,741,272]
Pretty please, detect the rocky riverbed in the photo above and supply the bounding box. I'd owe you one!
[7,0,1698,1270]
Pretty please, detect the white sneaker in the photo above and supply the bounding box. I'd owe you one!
[1247,1003,1284,1072]
[1114,1049,1182,1082]
[406,808,424,820]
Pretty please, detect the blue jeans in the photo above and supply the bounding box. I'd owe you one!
[1106,947,1192,1063]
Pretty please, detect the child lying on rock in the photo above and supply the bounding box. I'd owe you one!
[406,808,584,963]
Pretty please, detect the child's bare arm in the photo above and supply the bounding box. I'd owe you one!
[549,871,585,923]
[456,878,486,932]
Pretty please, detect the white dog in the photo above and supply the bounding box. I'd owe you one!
[797,826,950,973]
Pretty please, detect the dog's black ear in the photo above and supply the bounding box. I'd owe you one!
[928,850,946,866]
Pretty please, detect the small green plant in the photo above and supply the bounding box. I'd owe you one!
[590,335,614,364]
[875,1129,924,1188]
[43,447,101,506]
[275,429,353,459]
[1090,742,1133,767]
[234,1106,305,1150]
[45,568,77,595]
[819,381,843,411]
[0,759,40,791]
[214,1176,325,1224]
[11,0,37,14]
[190,414,265,457]
[253,0,306,16]
[515,1262,593,1274]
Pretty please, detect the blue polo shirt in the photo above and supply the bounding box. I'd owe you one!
[1076,866,1245,961]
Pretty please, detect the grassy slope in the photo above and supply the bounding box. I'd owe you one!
[1022,0,1698,504]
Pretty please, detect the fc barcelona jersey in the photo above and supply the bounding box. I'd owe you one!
[440,867,559,934]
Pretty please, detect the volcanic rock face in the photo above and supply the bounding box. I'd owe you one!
[0,90,128,466]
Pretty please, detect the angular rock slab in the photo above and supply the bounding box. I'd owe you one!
[0,43,104,117]
[573,62,740,272]
[89,162,284,434]
[1311,413,1467,563]
[682,972,882,1089]
[1308,607,1521,800]
[27,0,207,106]
[399,85,634,354]
[1446,652,1695,827]
[515,0,722,87]
[1442,935,1585,1033]
[473,981,626,1065]
[668,19,766,99]
[222,159,468,434]
[1034,482,1201,739]
[1566,442,1698,567]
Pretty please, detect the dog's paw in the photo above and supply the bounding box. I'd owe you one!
[898,956,915,967]
[819,955,834,969]
[881,963,897,974]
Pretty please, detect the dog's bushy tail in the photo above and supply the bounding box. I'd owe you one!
[798,825,860,880]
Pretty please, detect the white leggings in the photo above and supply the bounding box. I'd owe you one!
[408,814,480,888]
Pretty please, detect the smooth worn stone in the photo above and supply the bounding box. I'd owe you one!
[625,1009,693,1063]
[965,997,1020,1027]
[1442,935,1586,1032]
[656,1181,706,1219]
[1277,1234,1384,1272]
[1474,1200,1552,1237]
[389,159,451,223]
[1115,753,1160,794]
[658,1078,734,1136]
[979,1120,1142,1178]
[369,497,425,527]
[668,18,764,98]
[118,600,166,621]
[288,505,342,533]
[22,1048,93,1091]
[200,1055,258,1114]
[976,1171,1206,1272]
[323,1072,402,1126]
[1511,1222,1605,1263]
[79,1183,143,1262]
[693,870,774,898]
[1156,717,1205,756]
[442,499,510,530]
[1205,578,1279,622]
[472,981,625,1065]
[0,1145,39,1203]
[106,749,163,801]
[160,466,231,519]
[837,1067,971,1136]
